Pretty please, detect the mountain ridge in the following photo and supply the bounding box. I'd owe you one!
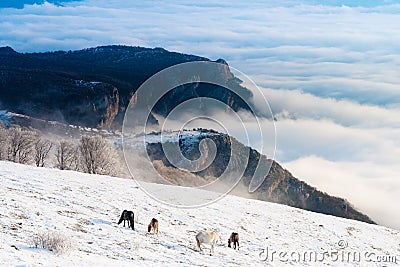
[142,130,375,225]
[0,45,253,129]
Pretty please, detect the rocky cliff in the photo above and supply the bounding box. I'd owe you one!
[0,45,252,128]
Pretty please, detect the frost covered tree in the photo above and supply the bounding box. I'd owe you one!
[78,135,120,176]
[5,126,37,164]
[34,139,53,167]
[56,140,78,170]
[0,126,8,160]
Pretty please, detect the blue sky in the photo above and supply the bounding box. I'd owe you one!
[0,0,399,229]
[288,0,400,7]
[0,0,82,8]
[2,0,399,8]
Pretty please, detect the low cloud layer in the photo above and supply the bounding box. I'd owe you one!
[285,156,400,230]
[0,0,399,229]
[252,87,400,128]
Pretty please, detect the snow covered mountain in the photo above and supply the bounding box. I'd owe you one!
[0,161,398,266]
[139,130,375,224]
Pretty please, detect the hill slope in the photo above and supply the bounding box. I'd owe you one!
[0,161,398,266]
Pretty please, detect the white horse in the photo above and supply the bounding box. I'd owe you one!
[195,231,221,254]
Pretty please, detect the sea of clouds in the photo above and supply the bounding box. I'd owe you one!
[0,0,399,229]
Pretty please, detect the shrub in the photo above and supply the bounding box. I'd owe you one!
[31,231,72,255]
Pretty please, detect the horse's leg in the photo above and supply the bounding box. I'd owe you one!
[237,240,239,250]
[123,220,126,227]
[211,243,214,255]
[196,237,202,251]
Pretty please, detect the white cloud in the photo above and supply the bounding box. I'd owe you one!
[284,156,400,230]
[273,118,400,164]
[251,87,400,128]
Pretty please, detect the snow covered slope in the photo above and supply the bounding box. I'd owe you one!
[0,161,398,266]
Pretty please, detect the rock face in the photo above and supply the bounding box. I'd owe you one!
[146,130,375,225]
[0,45,253,128]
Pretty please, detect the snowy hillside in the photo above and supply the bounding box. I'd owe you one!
[0,161,398,266]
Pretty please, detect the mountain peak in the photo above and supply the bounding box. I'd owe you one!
[0,46,17,55]
[215,58,228,65]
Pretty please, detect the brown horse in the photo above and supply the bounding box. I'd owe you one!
[228,232,239,250]
[148,218,158,234]
[118,210,135,230]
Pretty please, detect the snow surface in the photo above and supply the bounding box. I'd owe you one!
[145,130,217,144]
[0,161,399,266]
[120,129,217,150]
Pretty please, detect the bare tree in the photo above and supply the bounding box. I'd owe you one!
[6,126,37,164]
[56,141,78,170]
[0,127,8,160]
[34,139,53,167]
[78,135,120,176]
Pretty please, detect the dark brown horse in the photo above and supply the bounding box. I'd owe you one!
[228,232,239,250]
[148,218,158,234]
[118,210,135,230]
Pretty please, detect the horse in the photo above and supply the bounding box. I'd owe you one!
[117,210,135,230]
[195,231,220,255]
[228,232,240,250]
[148,218,158,234]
